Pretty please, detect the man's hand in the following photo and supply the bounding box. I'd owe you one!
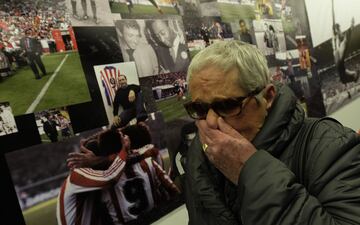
[113,115,121,127]
[128,90,136,102]
[196,117,257,184]
[67,143,98,169]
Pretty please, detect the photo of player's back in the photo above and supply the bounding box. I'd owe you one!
[0,0,91,116]
[5,121,182,225]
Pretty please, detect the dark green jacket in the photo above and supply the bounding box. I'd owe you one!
[185,84,360,225]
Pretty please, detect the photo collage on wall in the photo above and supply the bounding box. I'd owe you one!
[2,0,360,224]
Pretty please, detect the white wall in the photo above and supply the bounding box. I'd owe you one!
[329,97,360,132]
[305,0,360,46]
[151,204,188,225]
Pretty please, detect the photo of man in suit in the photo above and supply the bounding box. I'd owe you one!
[116,20,159,77]
[20,30,47,80]
[146,20,190,74]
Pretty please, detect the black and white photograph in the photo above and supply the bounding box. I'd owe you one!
[66,0,114,26]
[34,107,74,143]
[0,102,18,136]
[5,121,181,225]
[0,0,91,116]
[253,19,286,55]
[308,0,360,114]
[115,19,190,77]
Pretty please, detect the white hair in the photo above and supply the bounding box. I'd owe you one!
[187,40,270,93]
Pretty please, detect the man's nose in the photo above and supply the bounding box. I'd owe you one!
[205,108,219,129]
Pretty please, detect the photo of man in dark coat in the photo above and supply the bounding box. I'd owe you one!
[20,30,47,80]
[146,20,190,74]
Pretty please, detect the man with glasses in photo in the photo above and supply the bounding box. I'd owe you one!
[183,40,360,225]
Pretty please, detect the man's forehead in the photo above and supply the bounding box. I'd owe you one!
[190,67,243,94]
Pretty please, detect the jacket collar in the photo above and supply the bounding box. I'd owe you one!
[252,83,305,157]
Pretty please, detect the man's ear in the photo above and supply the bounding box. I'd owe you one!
[263,84,276,109]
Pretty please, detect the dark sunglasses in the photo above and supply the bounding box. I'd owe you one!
[183,87,263,120]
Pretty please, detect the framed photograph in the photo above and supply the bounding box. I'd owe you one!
[253,19,287,55]
[5,121,182,225]
[93,62,142,126]
[109,0,181,18]
[0,102,18,136]
[0,0,91,116]
[34,107,74,143]
[66,0,115,26]
[115,19,190,77]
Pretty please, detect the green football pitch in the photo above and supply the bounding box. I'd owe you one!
[23,198,57,225]
[0,51,91,116]
[218,3,256,24]
[110,2,178,15]
[156,94,189,122]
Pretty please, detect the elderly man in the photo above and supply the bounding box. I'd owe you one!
[183,40,360,225]
[146,20,190,74]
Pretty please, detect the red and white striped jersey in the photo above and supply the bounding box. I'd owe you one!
[101,144,179,224]
[56,150,127,225]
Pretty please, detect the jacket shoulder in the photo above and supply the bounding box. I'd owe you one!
[304,118,360,193]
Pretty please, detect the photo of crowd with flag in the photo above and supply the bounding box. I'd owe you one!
[0,0,90,116]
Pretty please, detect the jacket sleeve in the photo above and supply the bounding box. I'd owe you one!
[186,136,239,225]
[237,121,360,225]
